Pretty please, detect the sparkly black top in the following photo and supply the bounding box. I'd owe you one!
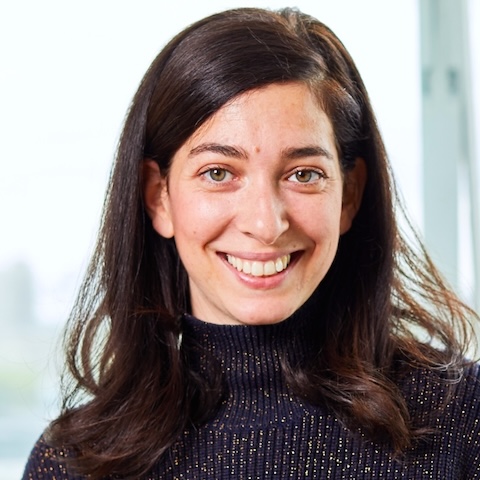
[23,312,480,479]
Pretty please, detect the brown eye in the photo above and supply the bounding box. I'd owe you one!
[208,168,227,181]
[295,170,313,183]
[288,169,322,183]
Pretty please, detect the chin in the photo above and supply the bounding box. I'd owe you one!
[241,317,288,326]
[232,306,298,326]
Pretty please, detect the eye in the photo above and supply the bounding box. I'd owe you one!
[287,169,324,184]
[202,168,232,182]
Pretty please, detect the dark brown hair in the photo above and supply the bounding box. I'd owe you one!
[48,7,478,478]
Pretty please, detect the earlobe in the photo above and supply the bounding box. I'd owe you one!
[142,159,175,238]
[340,157,367,234]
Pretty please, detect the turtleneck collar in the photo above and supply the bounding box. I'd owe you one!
[179,302,323,427]
[181,302,320,390]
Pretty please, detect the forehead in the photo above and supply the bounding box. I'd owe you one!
[186,82,335,148]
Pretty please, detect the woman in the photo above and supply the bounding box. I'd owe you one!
[23,7,479,479]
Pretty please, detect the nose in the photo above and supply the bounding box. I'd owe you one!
[236,182,289,245]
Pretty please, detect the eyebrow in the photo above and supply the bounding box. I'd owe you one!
[281,145,334,161]
[188,143,248,159]
[188,143,334,161]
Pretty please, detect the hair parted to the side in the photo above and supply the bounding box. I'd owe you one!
[48,7,478,479]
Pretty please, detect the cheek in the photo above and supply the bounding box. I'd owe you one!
[170,193,232,244]
[292,197,343,239]
[306,203,344,273]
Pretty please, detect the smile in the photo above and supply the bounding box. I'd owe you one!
[225,253,291,277]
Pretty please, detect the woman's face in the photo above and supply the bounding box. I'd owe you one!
[145,82,365,325]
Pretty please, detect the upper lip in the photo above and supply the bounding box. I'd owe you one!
[219,251,298,261]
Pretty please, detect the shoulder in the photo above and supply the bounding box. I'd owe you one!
[397,357,480,396]
[398,360,480,473]
[435,362,480,475]
[451,362,480,435]
[22,434,79,480]
[394,358,480,432]
[461,361,480,392]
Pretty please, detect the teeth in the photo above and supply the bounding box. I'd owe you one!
[226,254,291,277]
[275,258,283,272]
[264,261,276,276]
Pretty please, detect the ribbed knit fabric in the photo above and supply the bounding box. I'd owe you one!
[23,311,480,479]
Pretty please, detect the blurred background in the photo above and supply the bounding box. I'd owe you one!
[0,0,478,477]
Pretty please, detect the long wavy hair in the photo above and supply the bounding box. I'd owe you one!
[48,7,478,478]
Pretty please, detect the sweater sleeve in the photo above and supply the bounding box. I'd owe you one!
[22,435,80,480]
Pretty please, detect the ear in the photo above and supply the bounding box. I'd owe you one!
[142,159,175,238]
[340,157,367,234]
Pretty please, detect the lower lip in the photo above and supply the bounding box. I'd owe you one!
[220,253,298,289]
